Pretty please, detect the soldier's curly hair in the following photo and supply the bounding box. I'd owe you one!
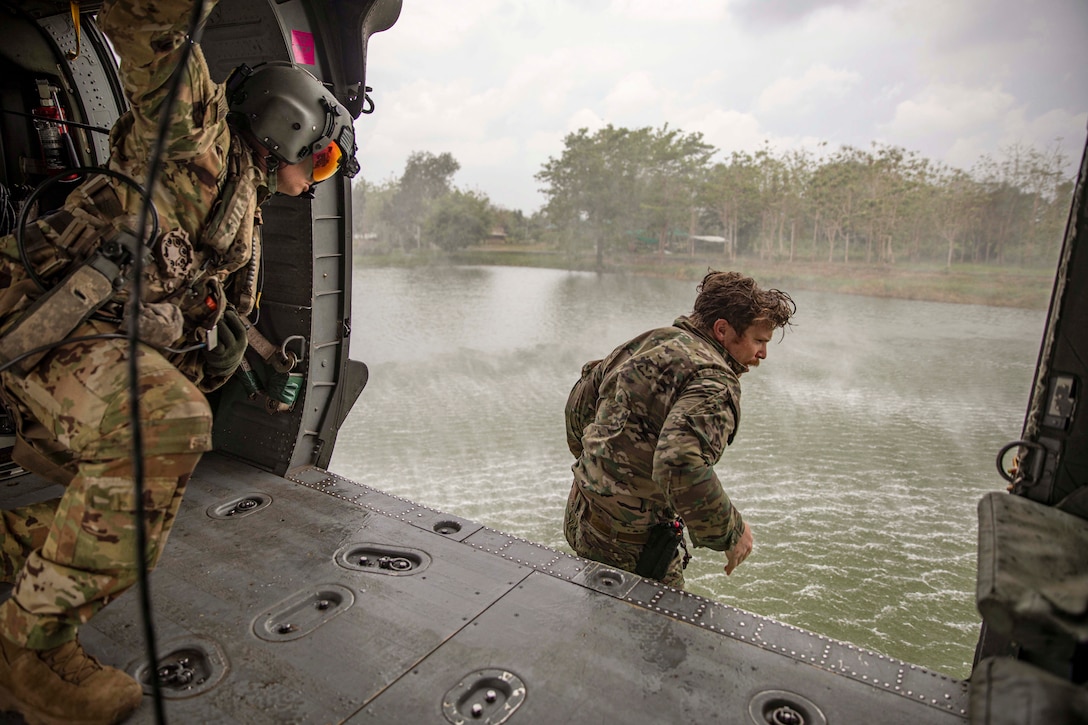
[690,270,796,335]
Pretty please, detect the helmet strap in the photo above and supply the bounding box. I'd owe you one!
[235,127,283,194]
[265,162,279,196]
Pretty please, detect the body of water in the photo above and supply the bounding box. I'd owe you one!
[329,264,1045,679]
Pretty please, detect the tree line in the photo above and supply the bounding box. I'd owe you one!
[355,125,1075,269]
[354,151,537,254]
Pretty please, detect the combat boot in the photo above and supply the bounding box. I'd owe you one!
[0,634,143,724]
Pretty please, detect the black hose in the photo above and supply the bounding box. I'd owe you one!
[14,166,159,293]
[125,2,209,723]
[0,107,112,135]
[0,334,205,375]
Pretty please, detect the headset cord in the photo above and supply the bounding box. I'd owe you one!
[0,336,205,375]
[126,2,209,723]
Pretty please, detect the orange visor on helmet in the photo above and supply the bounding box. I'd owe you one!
[309,141,344,183]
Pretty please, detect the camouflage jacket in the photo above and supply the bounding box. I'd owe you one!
[565,316,747,552]
[0,0,268,392]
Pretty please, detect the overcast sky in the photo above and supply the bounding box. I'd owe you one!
[351,0,1088,214]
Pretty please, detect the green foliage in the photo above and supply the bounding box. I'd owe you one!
[380,151,461,250]
[353,178,399,252]
[534,124,713,267]
[358,132,1072,272]
[491,207,543,244]
[423,189,492,251]
[537,131,1071,270]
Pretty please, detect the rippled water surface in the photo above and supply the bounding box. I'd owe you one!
[329,264,1044,678]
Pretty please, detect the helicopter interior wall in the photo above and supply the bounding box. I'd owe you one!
[0,9,96,199]
[1022,136,1088,514]
[200,0,291,83]
[1041,184,1088,508]
[969,134,1088,722]
[0,68,36,194]
[0,4,117,481]
[0,0,361,476]
[0,17,49,189]
[10,8,121,171]
[198,0,361,476]
[1048,216,1088,508]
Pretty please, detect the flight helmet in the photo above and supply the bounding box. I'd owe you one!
[226,62,360,182]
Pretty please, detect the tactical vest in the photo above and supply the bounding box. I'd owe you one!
[0,132,265,390]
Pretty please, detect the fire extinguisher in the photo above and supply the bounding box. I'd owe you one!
[32,79,69,173]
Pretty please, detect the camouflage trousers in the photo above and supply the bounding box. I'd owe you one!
[0,323,212,649]
[563,483,687,588]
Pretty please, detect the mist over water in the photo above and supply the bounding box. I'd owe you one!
[330,264,1044,679]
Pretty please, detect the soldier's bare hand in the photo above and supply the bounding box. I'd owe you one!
[724,522,753,575]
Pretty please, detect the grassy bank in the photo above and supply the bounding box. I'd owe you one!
[360,245,1056,310]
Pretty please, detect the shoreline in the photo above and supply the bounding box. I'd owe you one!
[358,246,1056,310]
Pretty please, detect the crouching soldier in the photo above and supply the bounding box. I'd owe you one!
[0,0,360,722]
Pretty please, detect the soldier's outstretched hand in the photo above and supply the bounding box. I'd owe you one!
[724,522,753,575]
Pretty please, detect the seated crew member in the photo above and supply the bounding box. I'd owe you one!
[563,271,795,589]
[0,1,359,722]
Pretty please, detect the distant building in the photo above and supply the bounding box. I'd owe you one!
[355,231,386,254]
[689,234,726,254]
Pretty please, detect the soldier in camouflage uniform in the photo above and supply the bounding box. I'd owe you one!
[564,271,795,589]
[0,1,359,722]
